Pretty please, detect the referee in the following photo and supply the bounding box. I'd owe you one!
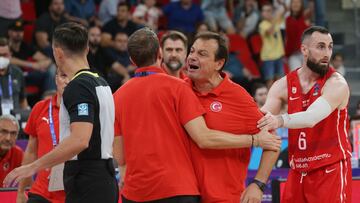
[3,22,117,203]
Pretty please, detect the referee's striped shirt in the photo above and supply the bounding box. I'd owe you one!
[59,69,114,160]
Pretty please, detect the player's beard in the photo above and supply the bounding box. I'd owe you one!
[306,55,329,77]
[165,58,183,71]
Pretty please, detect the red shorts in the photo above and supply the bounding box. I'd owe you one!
[282,158,352,203]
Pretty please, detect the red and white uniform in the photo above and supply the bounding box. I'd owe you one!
[283,68,352,203]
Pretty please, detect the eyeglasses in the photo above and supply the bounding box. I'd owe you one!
[0,129,18,137]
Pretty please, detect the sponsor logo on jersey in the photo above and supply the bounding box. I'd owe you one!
[42,117,49,124]
[210,101,222,112]
[325,168,336,174]
[289,96,300,101]
[78,103,89,116]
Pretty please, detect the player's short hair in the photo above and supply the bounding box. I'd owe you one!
[128,27,159,67]
[301,26,330,43]
[53,22,88,56]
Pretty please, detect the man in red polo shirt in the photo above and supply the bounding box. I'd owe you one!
[16,69,69,203]
[186,32,280,203]
[113,28,281,203]
[0,114,23,187]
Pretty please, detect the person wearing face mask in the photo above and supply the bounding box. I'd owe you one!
[0,38,28,115]
[160,31,188,79]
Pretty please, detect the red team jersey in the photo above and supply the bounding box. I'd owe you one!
[24,96,65,202]
[0,146,23,186]
[188,74,263,203]
[286,68,352,172]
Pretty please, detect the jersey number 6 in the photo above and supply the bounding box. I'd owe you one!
[298,132,307,150]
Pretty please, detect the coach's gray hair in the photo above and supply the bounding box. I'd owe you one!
[0,114,20,132]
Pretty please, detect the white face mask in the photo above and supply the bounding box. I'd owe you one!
[0,57,10,69]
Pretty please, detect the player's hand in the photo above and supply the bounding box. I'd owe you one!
[3,164,37,188]
[255,128,281,151]
[16,191,28,203]
[240,183,263,203]
[257,111,284,130]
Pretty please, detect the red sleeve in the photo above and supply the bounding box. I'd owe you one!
[177,83,206,125]
[113,92,122,136]
[24,100,44,137]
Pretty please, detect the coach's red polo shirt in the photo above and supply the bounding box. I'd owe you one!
[114,66,205,201]
[188,73,263,202]
[24,96,65,202]
[0,146,23,187]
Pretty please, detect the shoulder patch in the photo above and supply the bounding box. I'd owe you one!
[77,103,89,116]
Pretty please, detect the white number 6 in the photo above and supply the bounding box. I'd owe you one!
[298,132,307,150]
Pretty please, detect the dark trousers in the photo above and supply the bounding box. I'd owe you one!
[122,195,200,203]
[27,193,51,203]
[63,159,118,203]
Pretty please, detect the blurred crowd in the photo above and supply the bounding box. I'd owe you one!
[0,0,353,119]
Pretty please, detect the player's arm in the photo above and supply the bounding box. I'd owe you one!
[184,116,281,151]
[259,73,349,129]
[261,77,287,115]
[16,136,38,203]
[3,122,92,187]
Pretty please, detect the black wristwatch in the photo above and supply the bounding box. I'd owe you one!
[251,179,266,192]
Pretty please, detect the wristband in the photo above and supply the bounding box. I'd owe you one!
[251,179,266,192]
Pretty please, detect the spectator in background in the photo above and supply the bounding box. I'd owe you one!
[87,26,115,78]
[0,0,21,38]
[285,0,312,71]
[34,0,67,57]
[331,52,346,76]
[99,0,120,25]
[16,69,68,203]
[0,38,28,115]
[196,22,210,34]
[107,32,135,91]
[234,0,260,38]
[313,0,325,26]
[132,0,162,32]
[259,2,286,88]
[160,31,188,79]
[0,115,23,187]
[163,0,204,35]
[8,20,56,98]
[201,0,236,34]
[102,2,141,48]
[64,0,98,27]
[251,82,268,108]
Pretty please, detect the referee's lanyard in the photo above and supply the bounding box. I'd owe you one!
[49,100,57,147]
[134,71,157,77]
[0,75,14,115]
